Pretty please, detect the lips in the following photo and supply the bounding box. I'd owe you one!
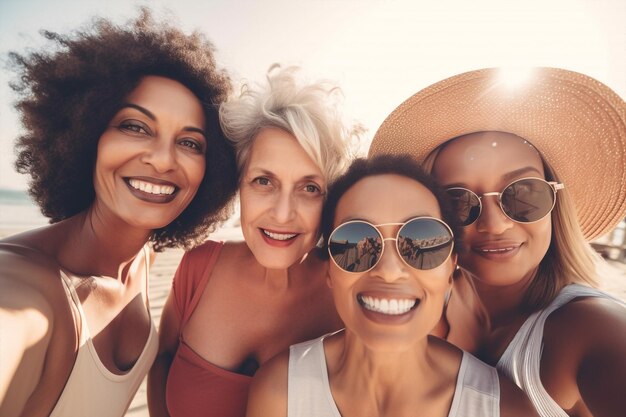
[124,177,179,203]
[471,241,522,260]
[259,228,300,247]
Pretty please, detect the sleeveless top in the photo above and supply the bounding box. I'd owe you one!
[50,245,158,417]
[166,240,252,417]
[497,284,626,417]
[288,334,500,417]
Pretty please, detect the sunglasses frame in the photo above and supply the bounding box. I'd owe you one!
[327,216,455,274]
[446,177,564,226]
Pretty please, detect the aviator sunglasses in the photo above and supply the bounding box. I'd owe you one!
[446,177,564,226]
[328,217,454,273]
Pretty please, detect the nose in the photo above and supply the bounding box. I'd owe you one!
[141,136,178,173]
[371,238,409,283]
[475,195,514,234]
[271,189,296,223]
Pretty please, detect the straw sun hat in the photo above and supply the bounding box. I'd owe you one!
[369,67,626,241]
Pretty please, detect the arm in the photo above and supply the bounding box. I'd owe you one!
[147,290,180,417]
[542,296,626,417]
[246,352,289,417]
[573,298,626,417]
[0,278,54,417]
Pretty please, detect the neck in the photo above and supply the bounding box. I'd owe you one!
[57,208,151,280]
[473,270,536,328]
[260,251,320,291]
[335,330,436,391]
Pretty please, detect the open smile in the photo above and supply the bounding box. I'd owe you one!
[124,177,179,203]
[261,229,298,241]
[357,294,419,316]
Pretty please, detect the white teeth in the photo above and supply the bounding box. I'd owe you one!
[360,295,417,315]
[480,247,514,253]
[129,179,175,195]
[262,229,297,241]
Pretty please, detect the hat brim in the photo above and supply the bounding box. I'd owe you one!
[369,67,626,241]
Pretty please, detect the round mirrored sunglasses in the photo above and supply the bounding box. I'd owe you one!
[328,217,454,273]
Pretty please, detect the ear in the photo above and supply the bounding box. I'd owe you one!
[449,254,458,284]
[326,270,333,288]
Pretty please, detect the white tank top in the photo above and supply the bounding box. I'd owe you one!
[49,246,158,417]
[497,284,625,417]
[288,334,500,417]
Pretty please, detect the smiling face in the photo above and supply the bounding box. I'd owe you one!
[328,174,455,351]
[433,131,552,288]
[239,127,326,269]
[93,75,206,231]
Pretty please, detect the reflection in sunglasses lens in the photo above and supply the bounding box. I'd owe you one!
[447,189,480,226]
[329,222,381,273]
[501,179,554,222]
[398,219,453,270]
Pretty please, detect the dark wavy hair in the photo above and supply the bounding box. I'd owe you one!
[9,8,238,251]
[320,154,462,256]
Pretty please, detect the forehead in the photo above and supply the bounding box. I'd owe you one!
[335,174,441,225]
[124,75,204,122]
[246,127,323,176]
[433,131,544,185]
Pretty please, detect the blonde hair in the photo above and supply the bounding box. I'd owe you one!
[423,142,601,311]
[219,65,355,186]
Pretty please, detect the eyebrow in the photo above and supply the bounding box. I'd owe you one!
[120,103,207,138]
[247,168,325,183]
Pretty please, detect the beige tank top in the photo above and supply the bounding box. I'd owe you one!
[49,246,158,417]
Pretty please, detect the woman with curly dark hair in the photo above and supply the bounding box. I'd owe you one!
[0,9,237,417]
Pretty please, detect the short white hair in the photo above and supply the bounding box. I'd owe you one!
[219,65,354,185]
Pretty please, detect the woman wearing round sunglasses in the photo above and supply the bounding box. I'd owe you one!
[369,67,626,417]
[246,155,538,417]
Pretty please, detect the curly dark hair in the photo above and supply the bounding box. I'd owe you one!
[320,154,462,256]
[9,8,238,251]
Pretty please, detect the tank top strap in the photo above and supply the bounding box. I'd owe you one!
[58,269,90,345]
[179,241,224,327]
[448,351,500,417]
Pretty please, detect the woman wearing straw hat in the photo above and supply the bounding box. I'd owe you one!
[369,67,626,417]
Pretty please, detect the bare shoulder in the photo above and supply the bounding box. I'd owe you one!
[544,294,626,352]
[246,350,289,417]
[498,372,539,417]
[542,293,626,416]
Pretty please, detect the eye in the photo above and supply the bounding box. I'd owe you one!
[304,183,322,194]
[117,120,150,135]
[253,177,271,186]
[178,138,205,154]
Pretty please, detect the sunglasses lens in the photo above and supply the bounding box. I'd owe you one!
[328,222,382,273]
[398,218,453,270]
[447,188,481,226]
[501,178,555,222]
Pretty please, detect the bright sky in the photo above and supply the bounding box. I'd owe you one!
[1,0,625,190]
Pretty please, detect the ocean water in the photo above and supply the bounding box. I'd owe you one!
[0,188,48,232]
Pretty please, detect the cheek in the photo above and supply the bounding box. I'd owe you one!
[530,219,553,253]
[300,200,323,229]
[185,158,205,188]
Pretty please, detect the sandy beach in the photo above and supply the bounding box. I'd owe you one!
[1,226,625,417]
